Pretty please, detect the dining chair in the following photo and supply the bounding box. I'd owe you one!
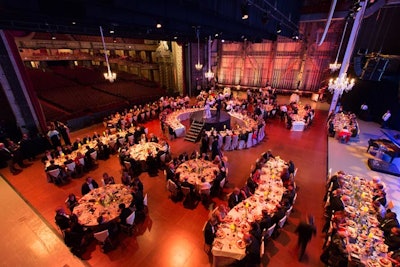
[277,215,287,229]
[65,162,76,177]
[47,169,61,184]
[94,230,113,252]
[181,186,191,202]
[143,193,148,214]
[285,206,293,219]
[223,135,232,151]
[292,192,298,205]
[166,180,178,199]
[120,212,136,236]
[202,221,211,254]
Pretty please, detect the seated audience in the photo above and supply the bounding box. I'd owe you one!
[81,177,99,195]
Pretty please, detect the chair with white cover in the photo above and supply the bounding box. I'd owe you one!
[278,215,287,229]
[181,186,191,203]
[260,223,276,257]
[238,140,246,150]
[47,169,62,184]
[90,151,98,166]
[292,192,298,205]
[223,135,232,151]
[140,113,145,122]
[143,193,148,214]
[230,135,239,150]
[167,179,179,200]
[118,137,125,146]
[217,134,223,149]
[127,135,134,145]
[120,211,136,236]
[246,132,253,148]
[285,206,293,219]
[65,162,77,177]
[108,140,117,154]
[258,125,265,142]
[94,230,113,252]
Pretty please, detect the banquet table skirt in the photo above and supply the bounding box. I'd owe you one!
[291,121,305,131]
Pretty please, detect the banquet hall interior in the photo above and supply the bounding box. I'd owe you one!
[1,0,400,267]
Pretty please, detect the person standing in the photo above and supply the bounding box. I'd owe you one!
[382,110,391,129]
[295,214,317,261]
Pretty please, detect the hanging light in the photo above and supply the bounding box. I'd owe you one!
[194,27,203,71]
[329,20,349,72]
[204,36,214,80]
[328,73,355,96]
[99,26,116,83]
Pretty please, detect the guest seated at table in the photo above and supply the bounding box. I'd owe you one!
[373,200,387,221]
[213,204,229,223]
[228,187,244,209]
[385,227,400,252]
[204,215,218,248]
[121,171,132,186]
[287,160,295,176]
[64,214,88,257]
[81,177,99,195]
[54,146,65,158]
[381,211,400,237]
[41,150,55,164]
[96,141,110,160]
[130,185,144,213]
[242,233,261,266]
[102,172,115,185]
[72,138,83,151]
[165,163,176,181]
[246,176,258,194]
[240,184,254,199]
[118,203,133,226]
[46,159,67,184]
[322,228,348,266]
[181,177,196,197]
[249,221,262,242]
[149,133,158,143]
[271,203,286,226]
[55,207,71,231]
[132,176,144,193]
[84,145,96,168]
[65,193,79,212]
[262,150,274,161]
[282,185,296,205]
[96,215,119,239]
[259,209,272,230]
[374,189,387,207]
[74,152,86,173]
[201,153,210,161]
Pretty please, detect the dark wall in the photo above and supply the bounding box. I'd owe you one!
[341,75,400,130]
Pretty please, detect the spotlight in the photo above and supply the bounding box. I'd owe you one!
[109,30,114,34]
[241,4,249,20]
[51,33,56,40]
[156,21,162,28]
[276,23,282,34]
[292,32,299,40]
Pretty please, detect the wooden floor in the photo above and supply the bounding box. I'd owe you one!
[0,97,331,267]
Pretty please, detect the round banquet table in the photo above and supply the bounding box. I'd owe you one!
[73,184,132,227]
[127,141,164,161]
[175,159,220,185]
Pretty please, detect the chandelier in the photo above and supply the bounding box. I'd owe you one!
[328,73,355,95]
[99,26,117,83]
[205,36,214,80]
[329,19,349,72]
[194,27,203,71]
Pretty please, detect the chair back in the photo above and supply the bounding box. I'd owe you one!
[292,192,298,205]
[65,162,76,172]
[124,161,132,171]
[143,193,148,206]
[219,178,226,189]
[264,223,276,239]
[160,153,166,163]
[278,215,287,229]
[126,211,136,226]
[231,135,239,150]
[118,138,125,145]
[47,168,60,178]
[167,180,178,195]
[285,206,293,218]
[181,186,191,197]
[223,135,232,151]
[90,151,97,160]
[94,230,109,243]
[78,157,85,166]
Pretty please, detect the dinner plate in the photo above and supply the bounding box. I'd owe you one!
[236,239,246,249]
[216,229,226,239]
[366,259,380,267]
[378,257,391,266]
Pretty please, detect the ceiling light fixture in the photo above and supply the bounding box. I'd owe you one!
[276,23,282,34]
[205,36,214,80]
[156,21,162,29]
[194,27,203,71]
[99,26,116,83]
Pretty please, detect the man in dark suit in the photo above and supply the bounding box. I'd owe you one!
[84,145,96,168]
[45,159,67,184]
[55,207,71,230]
[81,177,99,195]
[118,203,133,226]
[228,187,244,209]
[204,216,218,246]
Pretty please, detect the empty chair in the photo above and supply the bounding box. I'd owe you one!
[167,179,179,200]
[120,211,136,236]
[238,140,246,150]
[261,223,276,257]
[246,132,253,148]
[223,135,232,151]
[230,135,239,150]
[94,230,113,253]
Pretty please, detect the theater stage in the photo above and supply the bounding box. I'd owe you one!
[189,110,230,131]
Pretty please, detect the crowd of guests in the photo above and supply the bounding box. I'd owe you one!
[321,172,400,266]
[54,173,146,257]
[203,150,297,266]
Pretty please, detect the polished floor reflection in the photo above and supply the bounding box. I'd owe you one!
[4,97,394,266]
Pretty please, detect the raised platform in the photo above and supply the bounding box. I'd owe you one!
[190,110,230,131]
[367,159,400,177]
